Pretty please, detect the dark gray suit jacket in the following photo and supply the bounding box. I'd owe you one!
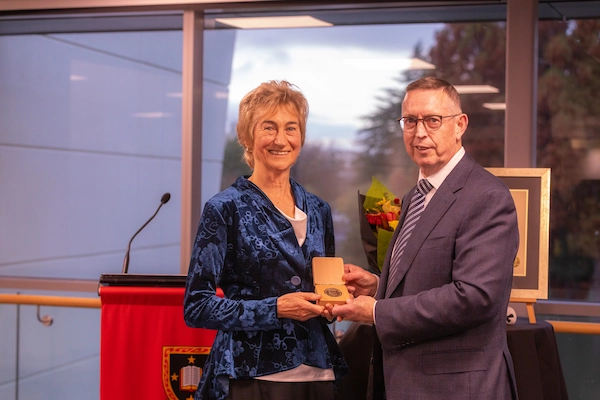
[373,153,519,400]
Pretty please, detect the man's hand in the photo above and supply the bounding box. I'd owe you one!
[331,295,376,324]
[343,263,378,297]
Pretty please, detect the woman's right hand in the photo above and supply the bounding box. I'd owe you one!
[277,292,324,321]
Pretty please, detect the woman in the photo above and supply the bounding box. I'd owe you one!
[184,80,347,400]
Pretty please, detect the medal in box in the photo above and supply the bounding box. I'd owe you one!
[312,257,351,305]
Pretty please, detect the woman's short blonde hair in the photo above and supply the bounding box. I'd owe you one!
[237,80,308,169]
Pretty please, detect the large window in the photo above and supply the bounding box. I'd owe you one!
[210,6,600,304]
[211,16,507,270]
[537,18,600,302]
[0,30,184,280]
[0,25,184,398]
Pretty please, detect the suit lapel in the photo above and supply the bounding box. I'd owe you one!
[376,190,413,299]
[381,154,476,298]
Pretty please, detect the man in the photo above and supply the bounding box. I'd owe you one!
[332,77,519,399]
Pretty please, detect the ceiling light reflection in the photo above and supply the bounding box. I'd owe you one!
[455,85,499,94]
[215,16,332,29]
[132,112,172,118]
[483,103,506,110]
[343,58,435,71]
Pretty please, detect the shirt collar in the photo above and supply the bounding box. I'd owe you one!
[418,146,465,190]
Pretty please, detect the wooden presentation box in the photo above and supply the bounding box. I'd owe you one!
[312,257,351,305]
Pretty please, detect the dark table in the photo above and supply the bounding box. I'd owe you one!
[506,317,569,400]
[336,318,568,400]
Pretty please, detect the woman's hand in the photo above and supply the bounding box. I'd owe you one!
[277,292,325,321]
[321,302,339,322]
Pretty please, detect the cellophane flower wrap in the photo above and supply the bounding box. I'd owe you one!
[361,176,401,271]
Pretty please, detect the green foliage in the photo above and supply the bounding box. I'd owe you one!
[538,19,600,277]
[221,134,251,190]
[355,22,507,187]
[353,20,600,298]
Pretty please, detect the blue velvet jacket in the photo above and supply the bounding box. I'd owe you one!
[184,176,348,400]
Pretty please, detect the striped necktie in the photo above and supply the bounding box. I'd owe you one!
[386,179,434,297]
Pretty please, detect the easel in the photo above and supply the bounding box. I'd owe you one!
[509,297,537,323]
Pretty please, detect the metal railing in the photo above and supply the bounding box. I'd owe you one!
[0,293,101,308]
[1,293,600,334]
[547,320,600,334]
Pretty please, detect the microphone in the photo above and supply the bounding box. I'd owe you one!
[121,193,171,274]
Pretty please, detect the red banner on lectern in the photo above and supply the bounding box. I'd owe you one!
[100,286,217,400]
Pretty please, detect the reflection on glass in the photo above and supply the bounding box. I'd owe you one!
[0,31,183,279]
[217,22,506,267]
[538,19,600,302]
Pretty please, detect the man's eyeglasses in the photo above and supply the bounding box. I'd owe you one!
[396,114,462,132]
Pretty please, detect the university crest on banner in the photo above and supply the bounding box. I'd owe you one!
[163,346,211,400]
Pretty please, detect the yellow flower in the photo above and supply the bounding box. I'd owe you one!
[381,200,401,216]
[362,176,403,271]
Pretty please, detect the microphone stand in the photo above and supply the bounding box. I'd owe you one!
[122,193,170,274]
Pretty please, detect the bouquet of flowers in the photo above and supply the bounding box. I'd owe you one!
[359,176,402,272]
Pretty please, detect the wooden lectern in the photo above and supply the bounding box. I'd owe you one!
[99,274,219,400]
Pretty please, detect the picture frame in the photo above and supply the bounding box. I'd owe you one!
[486,168,551,300]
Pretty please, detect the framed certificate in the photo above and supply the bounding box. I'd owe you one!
[486,168,551,300]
